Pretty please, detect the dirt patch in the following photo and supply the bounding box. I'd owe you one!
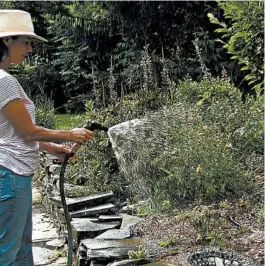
[131,197,264,266]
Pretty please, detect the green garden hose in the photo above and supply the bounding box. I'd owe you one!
[59,121,108,266]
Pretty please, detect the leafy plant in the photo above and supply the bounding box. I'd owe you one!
[158,235,177,248]
[236,225,249,235]
[206,230,223,246]
[136,201,153,217]
[128,245,148,259]
[208,1,264,94]
[175,205,222,243]
[219,200,231,210]
[35,89,56,129]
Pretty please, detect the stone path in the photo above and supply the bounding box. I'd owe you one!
[32,188,67,266]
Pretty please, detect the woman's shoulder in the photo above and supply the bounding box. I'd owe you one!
[0,69,13,80]
[0,70,19,85]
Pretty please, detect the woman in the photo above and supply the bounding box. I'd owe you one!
[0,9,93,265]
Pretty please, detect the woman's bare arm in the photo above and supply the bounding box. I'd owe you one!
[2,99,92,144]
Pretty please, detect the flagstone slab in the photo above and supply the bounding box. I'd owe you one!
[71,218,121,243]
[32,212,58,242]
[46,238,65,248]
[68,203,116,218]
[98,214,123,222]
[120,214,144,230]
[50,190,114,211]
[107,258,157,266]
[33,247,54,265]
[80,238,141,261]
[96,229,131,240]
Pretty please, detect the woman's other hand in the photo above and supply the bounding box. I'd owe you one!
[46,143,72,161]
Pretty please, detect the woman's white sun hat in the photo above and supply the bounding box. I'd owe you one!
[0,9,48,42]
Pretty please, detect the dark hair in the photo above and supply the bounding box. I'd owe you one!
[0,36,18,62]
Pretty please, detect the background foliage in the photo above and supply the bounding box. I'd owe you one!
[0,1,263,209]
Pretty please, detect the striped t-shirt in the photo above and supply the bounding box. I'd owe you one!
[0,69,39,176]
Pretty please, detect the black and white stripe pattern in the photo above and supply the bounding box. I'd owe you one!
[0,69,39,176]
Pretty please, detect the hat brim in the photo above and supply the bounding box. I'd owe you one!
[0,32,48,42]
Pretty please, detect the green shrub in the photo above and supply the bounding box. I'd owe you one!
[208,1,264,94]
[54,114,85,130]
[65,90,169,199]
[175,76,264,157]
[155,116,252,201]
[35,93,56,129]
[151,76,263,203]
[66,75,262,208]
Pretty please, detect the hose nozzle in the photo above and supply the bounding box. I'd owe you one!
[84,121,109,132]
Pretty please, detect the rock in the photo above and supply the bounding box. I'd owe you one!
[49,164,62,175]
[68,203,117,218]
[96,229,131,240]
[120,214,144,231]
[33,247,54,265]
[98,214,123,222]
[46,238,65,248]
[80,238,140,261]
[32,212,59,242]
[71,218,121,244]
[142,260,177,266]
[49,190,114,211]
[107,258,156,266]
[90,260,108,266]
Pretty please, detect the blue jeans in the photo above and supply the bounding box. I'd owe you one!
[0,168,34,266]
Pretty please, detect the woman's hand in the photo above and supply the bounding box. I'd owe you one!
[44,143,72,161]
[69,128,93,144]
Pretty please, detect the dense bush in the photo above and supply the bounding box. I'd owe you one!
[155,111,253,202]
[174,76,264,159]
[63,74,263,207]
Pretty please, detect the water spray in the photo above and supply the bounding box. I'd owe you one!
[59,121,108,266]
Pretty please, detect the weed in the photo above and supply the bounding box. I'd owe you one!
[239,199,250,208]
[219,200,231,210]
[237,225,249,234]
[158,235,177,248]
[206,230,223,245]
[128,245,148,259]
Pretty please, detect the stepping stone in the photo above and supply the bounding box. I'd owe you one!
[96,229,131,240]
[50,190,114,211]
[120,214,144,230]
[143,261,178,266]
[80,238,141,261]
[98,214,123,222]
[107,258,156,266]
[71,218,121,244]
[91,260,108,266]
[46,238,65,248]
[32,213,58,242]
[67,203,116,218]
[33,247,54,265]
